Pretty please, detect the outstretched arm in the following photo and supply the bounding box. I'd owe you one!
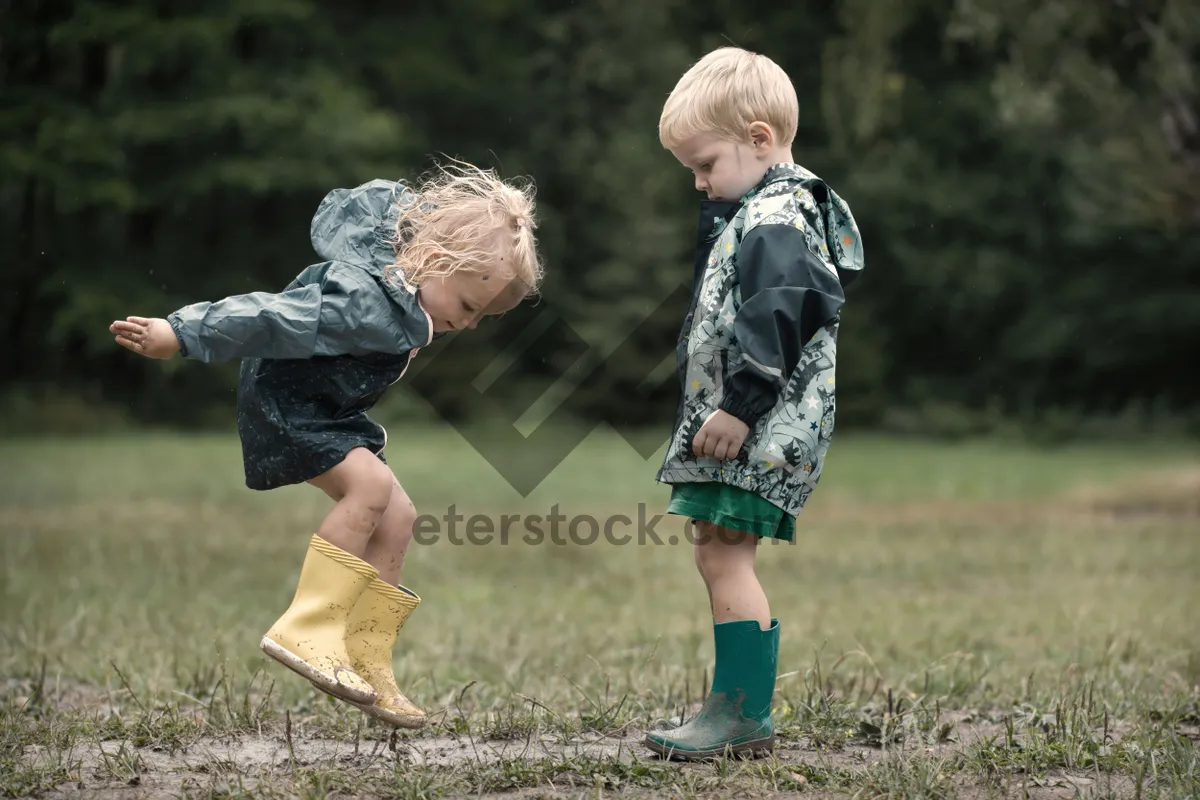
[110,265,427,363]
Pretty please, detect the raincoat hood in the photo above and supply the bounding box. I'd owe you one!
[742,163,865,289]
[309,179,418,274]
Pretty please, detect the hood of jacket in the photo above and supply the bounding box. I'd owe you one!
[309,178,419,275]
[738,162,865,289]
[308,178,456,341]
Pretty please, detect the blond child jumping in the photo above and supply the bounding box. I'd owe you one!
[110,162,542,729]
[646,47,865,759]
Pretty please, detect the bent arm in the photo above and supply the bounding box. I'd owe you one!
[718,224,845,427]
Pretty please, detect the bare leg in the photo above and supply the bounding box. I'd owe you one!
[642,520,777,758]
[693,521,770,628]
[362,476,417,586]
[307,448,395,558]
[326,470,424,729]
[259,447,395,705]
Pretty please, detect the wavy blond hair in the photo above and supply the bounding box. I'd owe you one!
[389,159,542,300]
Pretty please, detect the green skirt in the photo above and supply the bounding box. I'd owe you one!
[666,482,795,541]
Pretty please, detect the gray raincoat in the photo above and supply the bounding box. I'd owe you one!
[166,179,434,490]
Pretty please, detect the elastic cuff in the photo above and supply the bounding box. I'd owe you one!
[718,392,768,428]
[166,313,190,358]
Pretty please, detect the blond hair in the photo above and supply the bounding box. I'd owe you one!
[659,47,798,149]
[389,159,542,299]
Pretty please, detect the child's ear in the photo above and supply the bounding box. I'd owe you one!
[748,121,774,152]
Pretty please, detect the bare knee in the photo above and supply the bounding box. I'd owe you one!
[332,449,395,530]
[694,522,754,583]
[379,480,418,542]
[694,521,728,581]
[355,470,395,526]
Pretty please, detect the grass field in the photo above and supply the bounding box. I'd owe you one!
[2,428,1198,798]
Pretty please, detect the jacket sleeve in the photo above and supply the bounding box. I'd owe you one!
[718,223,845,427]
[166,264,427,362]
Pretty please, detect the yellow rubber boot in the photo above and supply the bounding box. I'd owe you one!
[345,578,426,728]
[260,534,379,705]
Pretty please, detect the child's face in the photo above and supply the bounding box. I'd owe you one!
[668,124,780,202]
[419,266,524,333]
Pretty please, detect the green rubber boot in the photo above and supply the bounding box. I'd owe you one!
[644,618,779,760]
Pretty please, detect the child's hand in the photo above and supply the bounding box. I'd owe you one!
[109,316,181,359]
[692,410,750,460]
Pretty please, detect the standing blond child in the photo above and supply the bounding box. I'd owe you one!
[647,47,865,759]
[110,162,542,729]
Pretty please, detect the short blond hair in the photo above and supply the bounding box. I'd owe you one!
[390,159,543,299]
[659,47,798,149]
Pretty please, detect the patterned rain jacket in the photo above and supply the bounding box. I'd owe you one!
[656,163,865,517]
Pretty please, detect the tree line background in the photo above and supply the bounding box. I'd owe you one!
[3,0,1198,441]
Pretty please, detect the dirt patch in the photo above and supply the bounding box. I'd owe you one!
[16,715,1139,800]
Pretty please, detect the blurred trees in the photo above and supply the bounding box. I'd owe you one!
[2,0,1197,436]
